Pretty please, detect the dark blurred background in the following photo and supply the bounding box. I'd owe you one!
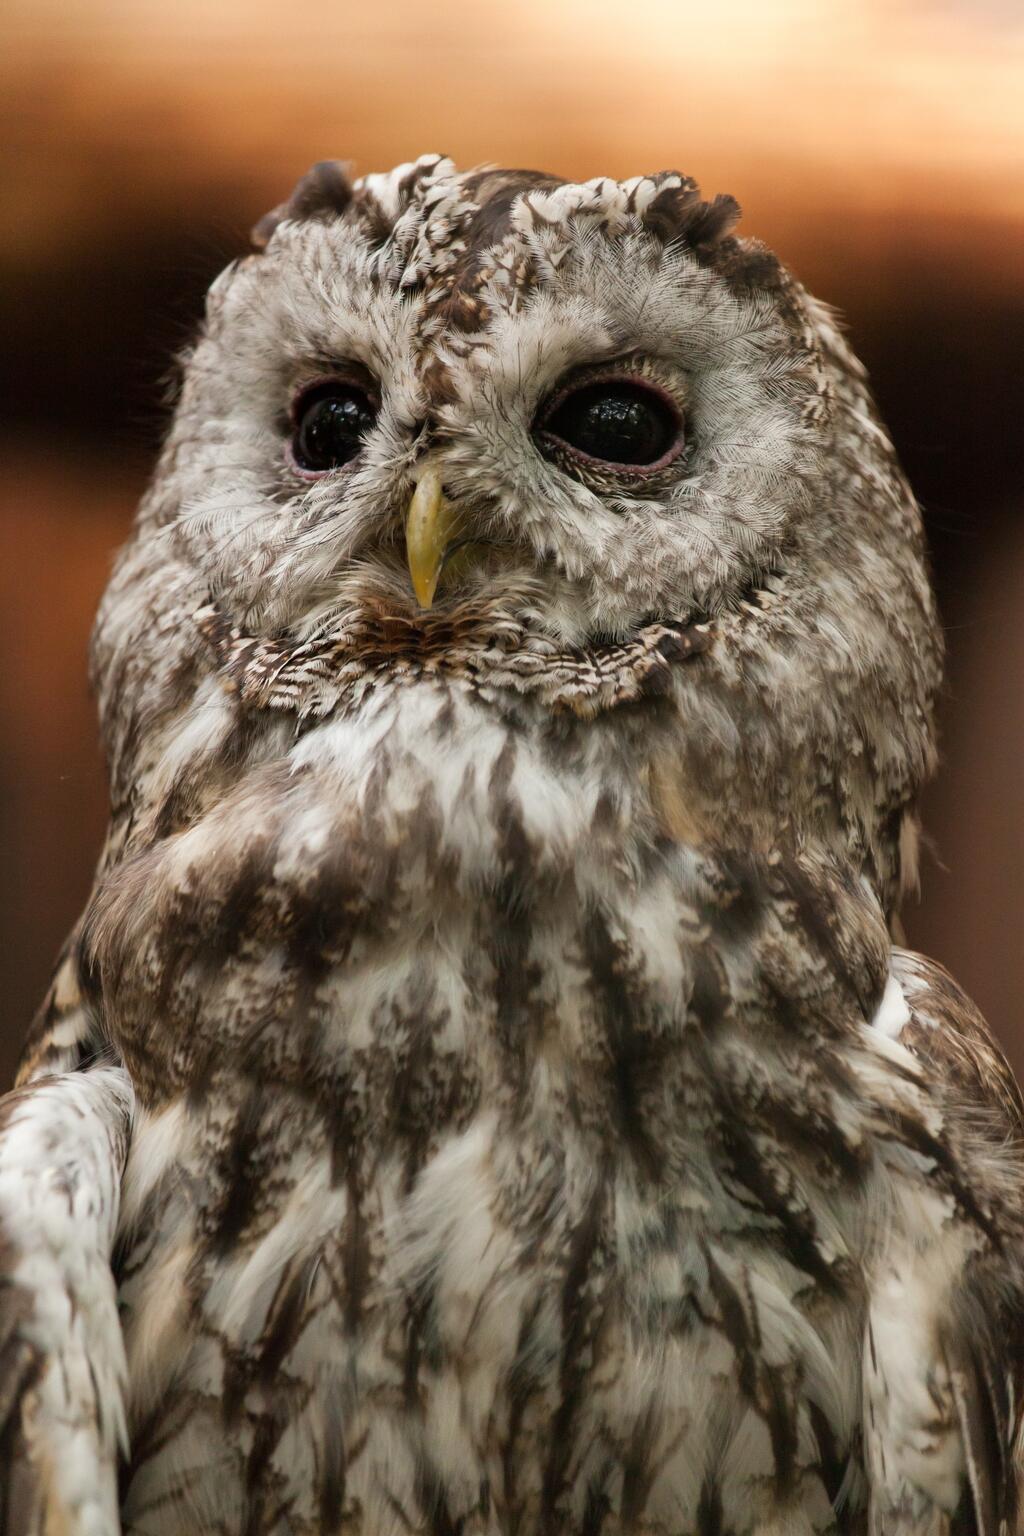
[2,0,1022,1085]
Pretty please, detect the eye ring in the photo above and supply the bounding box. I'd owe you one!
[533,369,686,474]
[286,367,381,479]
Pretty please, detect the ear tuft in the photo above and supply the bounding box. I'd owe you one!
[251,160,354,251]
[641,180,742,250]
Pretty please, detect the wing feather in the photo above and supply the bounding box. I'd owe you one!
[886,949,1024,1536]
[0,1065,133,1535]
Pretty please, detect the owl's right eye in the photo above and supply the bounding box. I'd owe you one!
[290,381,379,474]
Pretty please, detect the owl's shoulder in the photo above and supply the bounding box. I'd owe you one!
[891,946,1024,1138]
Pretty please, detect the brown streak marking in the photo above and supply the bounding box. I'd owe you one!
[540,1181,607,1534]
[208,1082,269,1256]
[257,1252,321,1387]
[499,1291,547,1524]
[648,754,706,846]
[341,1164,370,1334]
[318,1376,347,1534]
[581,908,665,1183]
[695,1476,729,1535]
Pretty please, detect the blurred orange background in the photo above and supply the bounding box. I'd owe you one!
[2,0,1022,1085]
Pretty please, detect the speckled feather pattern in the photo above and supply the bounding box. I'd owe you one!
[2,156,1023,1535]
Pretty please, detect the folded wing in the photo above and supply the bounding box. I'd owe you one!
[0,940,133,1536]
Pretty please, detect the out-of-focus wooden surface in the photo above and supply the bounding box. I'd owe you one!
[2,0,1022,1085]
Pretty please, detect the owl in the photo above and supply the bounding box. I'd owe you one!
[1,153,1022,1536]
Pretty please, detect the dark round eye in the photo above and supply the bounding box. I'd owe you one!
[291,383,378,472]
[538,380,682,469]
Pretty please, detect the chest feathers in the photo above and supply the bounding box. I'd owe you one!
[84,678,971,1534]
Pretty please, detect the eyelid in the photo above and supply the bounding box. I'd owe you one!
[289,365,381,425]
[536,364,683,427]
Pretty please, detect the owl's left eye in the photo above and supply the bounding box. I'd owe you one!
[290,381,379,473]
[534,375,684,472]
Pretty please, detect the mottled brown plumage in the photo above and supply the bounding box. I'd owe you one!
[2,154,1022,1535]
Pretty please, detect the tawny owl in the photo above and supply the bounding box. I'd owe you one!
[1,154,1022,1536]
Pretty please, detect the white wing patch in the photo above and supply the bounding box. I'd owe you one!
[869,972,912,1040]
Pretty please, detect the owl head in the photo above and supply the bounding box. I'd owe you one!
[94,155,941,913]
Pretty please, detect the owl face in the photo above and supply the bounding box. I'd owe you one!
[153,158,837,643]
[97,155,941,908]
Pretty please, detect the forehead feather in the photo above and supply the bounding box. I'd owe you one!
[253,154,782,338]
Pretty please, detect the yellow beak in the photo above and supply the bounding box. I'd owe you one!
[404,464,460,609]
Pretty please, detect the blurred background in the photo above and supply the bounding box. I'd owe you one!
[2,0,1022,1085]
